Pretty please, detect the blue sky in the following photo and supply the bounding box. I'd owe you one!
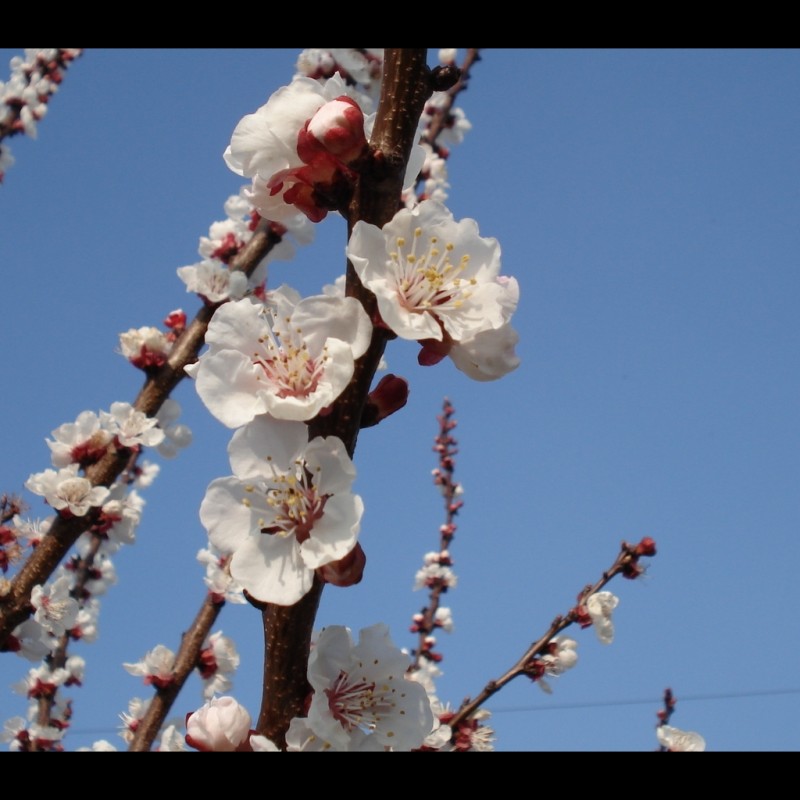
[1,48,799,751]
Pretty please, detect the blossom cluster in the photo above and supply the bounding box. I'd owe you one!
[191,49,519,608]
[185,623,436,752]
[199,418,364,605]
[348,199,520,381]
[177,190,314,306]
[0,49,82,182]
[118,309,186,372]
[123,631,239,701]
[1,386,196,748]
[1,507,138,750]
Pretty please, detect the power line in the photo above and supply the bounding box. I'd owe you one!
[488,687,800,714]
[44,687,800,737]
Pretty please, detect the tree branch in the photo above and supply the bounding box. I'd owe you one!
[128,594,224,752]
[0,224,281,649]
[255,48,434,749]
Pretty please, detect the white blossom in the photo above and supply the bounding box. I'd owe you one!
[78,739,118,752]
[537,637,579,694]
[46,410,112,467]
[657,724,706,752]
[200,418,363,605]
[123,644,176,688]
[156,723,188,752]
[348,200,519,379]
[30,574,79,637]
[7,619,50,661]
[100,402,165,449]
[306,623,434,751]
[197,545,246,604]
[25,464,110,517]
[200,631,240,700]
[119,697,150,744]
[586,591,620,645]
[187,289,371,428]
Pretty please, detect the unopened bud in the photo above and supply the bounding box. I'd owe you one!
[317,543,366,587]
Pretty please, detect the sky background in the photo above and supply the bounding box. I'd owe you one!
[1,48,798,752]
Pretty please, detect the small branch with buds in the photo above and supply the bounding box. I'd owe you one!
[444,537,657,735]
[127,593,225,752]
[409,398,461,670]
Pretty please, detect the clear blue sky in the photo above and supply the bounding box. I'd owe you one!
[1,48,799,751]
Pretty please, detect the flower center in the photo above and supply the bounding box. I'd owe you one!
[253,311,327,398]
[391,227,477,313]
[261,462,327,544]
[57,477,93,506]
[325,670,392,731]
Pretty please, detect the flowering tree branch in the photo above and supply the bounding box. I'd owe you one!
[0,223,282,649]
[443,537,657,736]
[409,398,460,669]
[255,48,436,748]
[127,594,224,752]
[29,534,102,748]
[655,687,706,751]
[0,49,82,182]
[0,48,670,752]
[420,48,480,153]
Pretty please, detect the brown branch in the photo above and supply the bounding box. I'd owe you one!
[0,223,281,649]
[31,535,102,745]
[128,593,224,752]
[255,48,435,749]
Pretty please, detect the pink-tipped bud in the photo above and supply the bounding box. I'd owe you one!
[300,96,367,165]
[185,697,252,752]
[635,536,657,557]
[163,309,186,333]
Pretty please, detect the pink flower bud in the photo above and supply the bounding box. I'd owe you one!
[317,543,366,587]
[185,696,251,752]
[361,374,410,427]
[301,96,367,165]
[635,537,657,557]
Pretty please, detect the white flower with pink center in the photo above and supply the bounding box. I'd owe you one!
[46,410,112,468]
[347,199,518,353]
[100,402,165,449]
[30,574,79,638]
[118,326,171,369]
[123,644,176,689]
[187,289,371,428]
[25,464,110,517]
[306,623,434,751]
[177,259,250,304]
[199,631,240,700]
[537,636,579,694]
[197,545,246,605]
[119,697,150,744]
[7,619,50,662]
[199,418,363,606]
